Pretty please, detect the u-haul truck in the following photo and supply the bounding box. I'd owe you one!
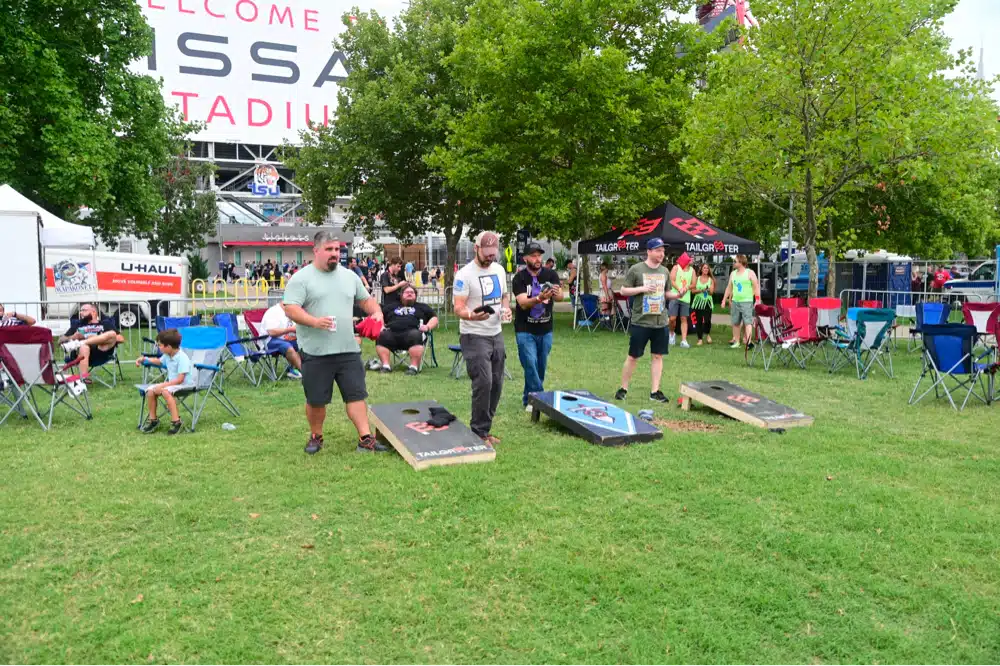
[44,249,189,328]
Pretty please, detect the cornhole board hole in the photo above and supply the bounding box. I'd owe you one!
[678,380,813,429]
[528,390,662,446]
[368,400,495,471]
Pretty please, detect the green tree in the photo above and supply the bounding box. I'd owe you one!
[433,0,711,290]
[683,0,1000,297]
[146,152,219,257]
[287,0,493,288]
[0,0,206,255]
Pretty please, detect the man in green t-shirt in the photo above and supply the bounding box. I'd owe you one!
[283,231,385,455]
[614,238,679,404]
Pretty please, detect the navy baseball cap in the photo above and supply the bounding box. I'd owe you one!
[646,238,665,250]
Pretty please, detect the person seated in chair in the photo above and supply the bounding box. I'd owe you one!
[0,303,36,327]
[375,285,438,375]
[261,302,302,379]
[58,303,124,380]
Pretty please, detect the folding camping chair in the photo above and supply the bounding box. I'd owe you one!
[811,297,841,363]
[908,301,952,352]
[909,323,993,411]
[136,326,239,431]
[777,306,821,369]
[389,330,439,371]
[962,302,1000,348]
[63,312,125,388]
[212,312,271,386]
[243,309,293,382]
[747,304,792,371]
[612,292,631,332]
[859,299,883,309]
[0,326,92,430]
[843,308,896,379]
[141,315,202,383]
[576,294,609,332]
[776,297,805,317]
[447,343,513,380]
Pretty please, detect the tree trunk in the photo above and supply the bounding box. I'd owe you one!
[825,216,837,297]
[804,170,819,299]
[582,259,592,296]
[443,221,462,289]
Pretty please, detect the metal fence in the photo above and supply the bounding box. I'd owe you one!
[838,289,989,322]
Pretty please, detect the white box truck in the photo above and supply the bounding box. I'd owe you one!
[44,249,189,328]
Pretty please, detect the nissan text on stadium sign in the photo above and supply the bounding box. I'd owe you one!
[136,0,405,145]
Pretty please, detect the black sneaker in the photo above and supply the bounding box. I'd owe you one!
[650,391,669,403]
[140,419,160,434]
[379,365,391,373]
[305,434,323,455]
[167,420,183,435]
[405,365,419,376]
[356,433,390,453]
[614,387,628,400]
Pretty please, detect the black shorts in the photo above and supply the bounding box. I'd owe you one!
[628,325,669,359]
[376,328,423,352]
[300,351,368,406]
[71,347,115,366]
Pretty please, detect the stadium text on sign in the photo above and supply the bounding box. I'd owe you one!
[136,0,406,144]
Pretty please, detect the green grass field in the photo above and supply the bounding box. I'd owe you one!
[2,316,999,663]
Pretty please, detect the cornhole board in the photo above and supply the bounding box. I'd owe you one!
[368,400,495,471]
[678,380,813,429]
[528,389,662,446]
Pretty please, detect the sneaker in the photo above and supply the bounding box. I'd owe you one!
[650,391,669,403]
[286,368,302,379]
[356,433,390,453]
[746,342,755,350]
[61,340,84,354]
[669,334,676,345]
[405,365,419,376]
[366,359,382,371]
[525,404,533,413]
[729,341,742,349]
[167,420,183,435]
[379,365,391,373]
[305,434,323,455]
[614,387,628,401]
[679,340,690,349]
[140,419,160,434]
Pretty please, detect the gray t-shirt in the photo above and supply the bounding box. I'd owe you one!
[625,261,670,328]
[282,264,370,356]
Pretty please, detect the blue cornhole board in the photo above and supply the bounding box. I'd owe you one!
[528,390,662,446]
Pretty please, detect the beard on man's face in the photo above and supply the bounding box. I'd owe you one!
[326,256,339,270]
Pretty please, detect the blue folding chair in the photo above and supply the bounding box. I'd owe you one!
[212,312,271,385]
[908,301,951,352]
[141,315,202,383]
[577,294,609,333]
[909,323,993,411]
[136,326,239,431]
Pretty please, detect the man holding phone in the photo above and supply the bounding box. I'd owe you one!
[512,242,562,410]
[453,231,511,446]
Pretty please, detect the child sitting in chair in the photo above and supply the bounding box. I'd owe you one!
[136,328,193,435]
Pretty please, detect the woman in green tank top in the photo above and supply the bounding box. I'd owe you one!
[690,263,715,345]
[668,260,696,347]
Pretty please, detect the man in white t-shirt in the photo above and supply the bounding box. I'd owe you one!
[261,302,302,378]
[453,231,511,446]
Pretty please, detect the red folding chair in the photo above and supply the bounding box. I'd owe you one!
[962,302,1000,343]
[779,306,822,368]
[0,326,92,430]
[859,299,883,309]
[242,308,292,382]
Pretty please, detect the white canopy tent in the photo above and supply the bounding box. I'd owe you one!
[0,184,95,248]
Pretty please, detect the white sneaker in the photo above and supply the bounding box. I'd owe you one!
[525,405,533,413]
[61,340,84,353]
[679,340,690,349]
[669,334,676,345]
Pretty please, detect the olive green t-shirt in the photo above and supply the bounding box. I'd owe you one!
[282,264,370,356]
[625,261,670,328]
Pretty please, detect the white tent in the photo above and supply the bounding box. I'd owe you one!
[0,184,95,248]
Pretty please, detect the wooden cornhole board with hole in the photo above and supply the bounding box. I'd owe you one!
[678,380,813,429]
[528,389,663,446]
[368,400,495,471]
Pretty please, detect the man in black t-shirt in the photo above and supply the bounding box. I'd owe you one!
[379,257,407,309]
[375,285,438,375]
[58,303,123,380]
[512,242,563,409]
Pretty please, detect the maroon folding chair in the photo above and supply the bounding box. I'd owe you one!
[962,302,1000,344]
[0,326,92,430]
[779,306,822,368]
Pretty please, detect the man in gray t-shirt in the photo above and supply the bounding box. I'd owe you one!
[283,231,386,455]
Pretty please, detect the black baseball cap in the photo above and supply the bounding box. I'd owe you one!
[524,242,544,256]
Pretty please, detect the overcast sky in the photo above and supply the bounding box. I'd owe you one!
[938,0,996,99]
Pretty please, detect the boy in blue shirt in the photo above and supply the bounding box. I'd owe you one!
[136,328,193,435]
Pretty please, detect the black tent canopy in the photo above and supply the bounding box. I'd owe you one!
[577,202,761,257]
